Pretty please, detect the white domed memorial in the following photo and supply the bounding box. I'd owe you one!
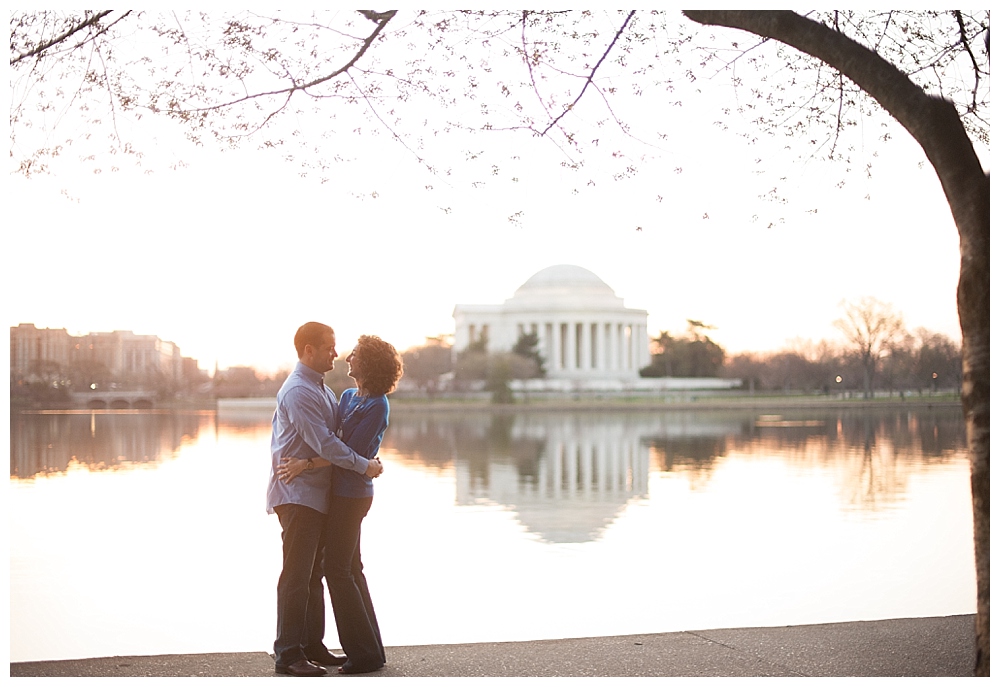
[453,265,651,383]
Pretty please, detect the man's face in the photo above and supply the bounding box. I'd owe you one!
[304,331,337,375]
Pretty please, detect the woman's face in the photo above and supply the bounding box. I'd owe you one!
[346,347,361,380]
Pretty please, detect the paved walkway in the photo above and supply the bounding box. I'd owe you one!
[11,615,975,678]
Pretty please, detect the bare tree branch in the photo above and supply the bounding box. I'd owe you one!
[682,12,985,187]
[540,10,637,137]
[953,11,983,114]
[163,10,397,117]
[520,12,555,129]
[346,71,431,175]
[10,10,130,66]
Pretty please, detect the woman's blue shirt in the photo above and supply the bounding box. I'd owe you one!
[331,387,389,498]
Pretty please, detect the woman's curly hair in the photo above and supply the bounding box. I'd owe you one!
[353,335,404,396]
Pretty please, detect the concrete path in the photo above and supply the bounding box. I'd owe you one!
[10,615,975,678]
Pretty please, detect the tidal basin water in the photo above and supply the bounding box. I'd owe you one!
[9,404,974,663]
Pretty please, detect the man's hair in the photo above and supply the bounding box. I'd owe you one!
[294,322,334,358]
[353,335,404,396]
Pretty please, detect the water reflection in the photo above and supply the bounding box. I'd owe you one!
[381,406,965,541]
[8,404,973,663]
[388,412,650,542]
[10,411,213,477]
[11,407,967,529]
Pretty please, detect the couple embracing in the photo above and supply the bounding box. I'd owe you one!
[265,322,403,676]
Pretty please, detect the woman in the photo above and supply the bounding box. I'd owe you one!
[279,334,403,675]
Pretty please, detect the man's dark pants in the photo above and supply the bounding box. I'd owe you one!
[274,503,328,667]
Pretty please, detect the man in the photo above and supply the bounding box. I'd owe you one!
[266,322,384,677]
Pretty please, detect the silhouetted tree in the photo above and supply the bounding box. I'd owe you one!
[401,337,454,397]
[642,321,725,378]
[834,297,905,399]
[512,331,546,378]
[485,356,515,405]
[15,360,71,404]
[214,366,267,398]
[912,328,963,392]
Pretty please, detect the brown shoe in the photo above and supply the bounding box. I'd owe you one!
[275,659,327,677]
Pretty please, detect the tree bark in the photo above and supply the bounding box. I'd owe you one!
[684,10,990,675]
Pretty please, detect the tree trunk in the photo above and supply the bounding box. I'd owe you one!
[957,174,990,677]
[683,10,990,675]
[862,354,874,400]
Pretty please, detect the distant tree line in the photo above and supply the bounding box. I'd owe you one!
[401,332,545,403]
[726,298,961,396]
[11,356,210,405]
[396,298,961,400]
[639,300,961,396]
[723,327,961,395]
[213,367,287,398]
[10,358,291,405]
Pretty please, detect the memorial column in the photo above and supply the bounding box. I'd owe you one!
[568,322,577,371]
[595,322,606,372]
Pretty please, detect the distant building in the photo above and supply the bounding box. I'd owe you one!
[10,323,74,375]
[453,264,652,382]
[10,323,193,389]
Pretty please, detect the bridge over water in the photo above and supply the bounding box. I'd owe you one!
[68,390,157,409]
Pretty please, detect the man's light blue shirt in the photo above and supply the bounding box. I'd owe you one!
[266,362,370,515]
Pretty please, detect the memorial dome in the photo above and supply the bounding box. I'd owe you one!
[508,264,623,308]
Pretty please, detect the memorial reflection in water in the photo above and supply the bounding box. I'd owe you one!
[380,407,966,542]
[12,407,967,528]
[9,404,972,663]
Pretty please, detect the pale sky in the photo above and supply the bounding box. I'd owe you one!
[6,15,976,374]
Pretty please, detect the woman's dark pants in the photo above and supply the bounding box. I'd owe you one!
[325,494,385,670]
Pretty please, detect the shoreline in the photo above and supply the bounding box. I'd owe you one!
[384,395,963,413]
[11,394,963,414]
